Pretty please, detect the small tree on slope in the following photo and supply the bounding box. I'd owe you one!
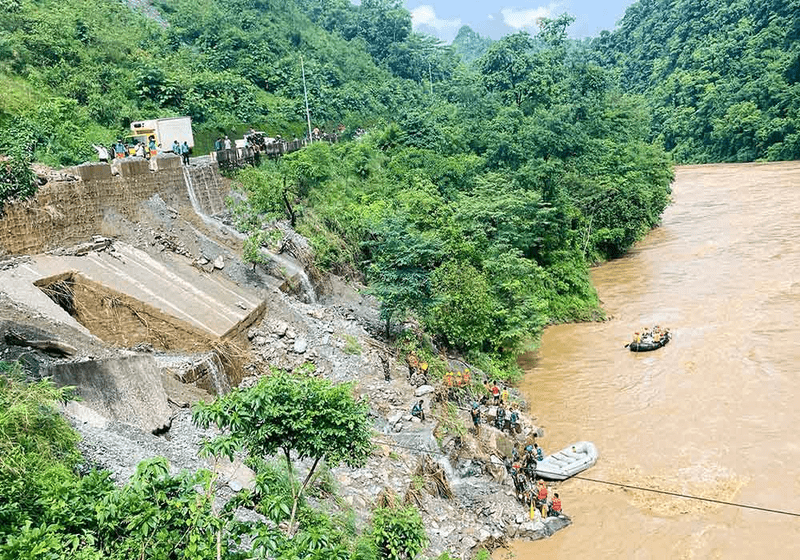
[192,370,373,535]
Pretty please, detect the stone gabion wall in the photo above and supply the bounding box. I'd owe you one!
[0,155,189,255]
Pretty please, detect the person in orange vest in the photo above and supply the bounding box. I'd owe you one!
[535,480,548,509]
[549,493,563,517]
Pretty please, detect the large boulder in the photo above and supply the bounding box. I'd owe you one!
[45,355,172,433]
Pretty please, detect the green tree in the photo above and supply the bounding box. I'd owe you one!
[366,216,442,338]
[477,32,536,107]
[426,261,495,352]
[371,505,427,560]
[192,371,373,536]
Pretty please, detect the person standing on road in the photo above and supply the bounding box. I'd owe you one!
[93,144,109,163]
[114,140,126,159]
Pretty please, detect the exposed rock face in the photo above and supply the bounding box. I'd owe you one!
[0,157,574,558]
[44,355,172,434]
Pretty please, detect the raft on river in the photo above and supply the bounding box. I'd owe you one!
[628,330,671,352]
[535,441,598,481]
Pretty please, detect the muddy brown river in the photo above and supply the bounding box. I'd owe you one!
[500,162,800,559]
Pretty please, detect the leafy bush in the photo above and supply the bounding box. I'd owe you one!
[371,505,427,560]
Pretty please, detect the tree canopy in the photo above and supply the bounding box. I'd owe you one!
[192,371,373,534]
[592,0,800,162]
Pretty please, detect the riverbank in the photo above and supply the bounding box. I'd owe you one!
[0,160,574,558]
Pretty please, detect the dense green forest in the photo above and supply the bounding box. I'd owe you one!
[232,15,672,376]
[0,0,676,376]
[592,0,800,162]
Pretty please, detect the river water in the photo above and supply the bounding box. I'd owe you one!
[502,162,800,559]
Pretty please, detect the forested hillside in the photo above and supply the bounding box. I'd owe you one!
[0,0,674,375]
[593,0,800,163]
[0,0,452,167]
[233,16,673,376]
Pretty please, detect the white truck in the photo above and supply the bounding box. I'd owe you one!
[129,116,194,152]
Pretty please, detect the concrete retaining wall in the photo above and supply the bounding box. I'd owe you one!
[45,355,172,434]
[0,155,218,255]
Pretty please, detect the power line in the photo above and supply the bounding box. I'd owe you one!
[372,437,800,518]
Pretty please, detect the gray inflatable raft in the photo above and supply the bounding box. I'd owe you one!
[535,441,598,480]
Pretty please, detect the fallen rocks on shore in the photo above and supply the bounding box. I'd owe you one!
[0,190,572,557]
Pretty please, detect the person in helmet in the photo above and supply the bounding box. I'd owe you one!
[470,402,481,436]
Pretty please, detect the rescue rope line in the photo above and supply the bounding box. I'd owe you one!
[373,438,800,518]
[571,475,800,518]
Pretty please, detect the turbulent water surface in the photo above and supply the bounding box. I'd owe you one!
[501,162,800,559]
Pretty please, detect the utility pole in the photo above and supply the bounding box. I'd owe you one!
[301,56,313,144]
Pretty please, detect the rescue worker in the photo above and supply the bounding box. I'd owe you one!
[535,480,548,513]
[495,402,506,430]
[511,442,520,462]
[549,493,563,517]
[523,445,537,479]
[411,399,425,421]
[501,385,509,405]
[491,381,501,405]
[533,443,544,461]
[171,140,180,156]
[148,136,157,158]
[470,402,481,436]
[509,408,520,433]
[510,466,522,496]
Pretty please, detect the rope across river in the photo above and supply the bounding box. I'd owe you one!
[373,438,800,518]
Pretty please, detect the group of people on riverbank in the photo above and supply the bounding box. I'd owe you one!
[505,443,563,517]
[468,380,520,435]
[405,368,565,518]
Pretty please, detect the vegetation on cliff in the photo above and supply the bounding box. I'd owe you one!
[592,0,800,163]
[0,362,432,559]
[233,16,673,377]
